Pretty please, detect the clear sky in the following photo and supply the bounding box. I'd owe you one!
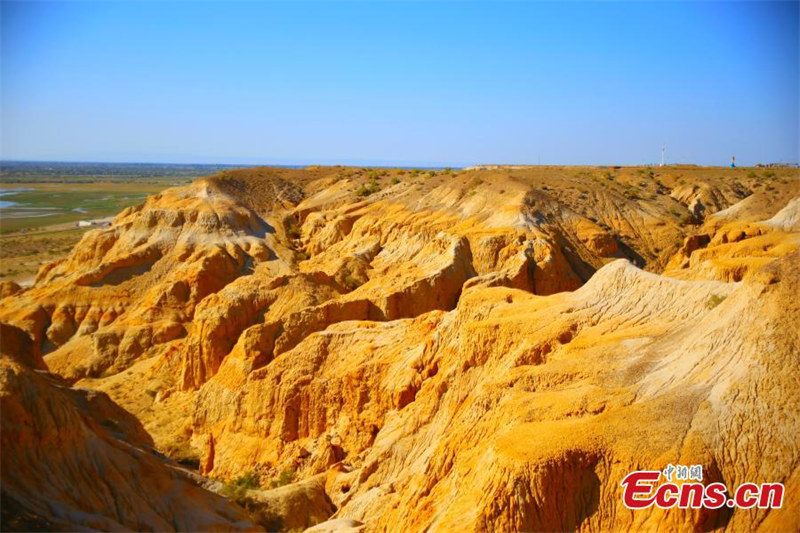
[1,1,798,167]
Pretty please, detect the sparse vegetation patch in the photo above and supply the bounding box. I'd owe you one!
[707,294,727,309]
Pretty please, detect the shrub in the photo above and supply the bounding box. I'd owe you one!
[221,484,248,502]
[233,471,261,490]
[706,294,727,309]
[763,170,776,179]
[468,176,484,190]
[391,177,399,185]
[222,470,261,502]
[270,469,296,489]
[356,178,381,197]
[244,503,284,532]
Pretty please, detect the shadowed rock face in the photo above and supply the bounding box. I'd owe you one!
[1,165,799,532]
[0,357,260,531]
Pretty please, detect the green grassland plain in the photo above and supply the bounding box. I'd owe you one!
[0,161,245,283]
[0,181,185,283]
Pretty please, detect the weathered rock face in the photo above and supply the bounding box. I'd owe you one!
[0,357,260,531]
[193,253,800,532]
[1,165,799,532]
[0,281,21,299]
[664,194,800,282]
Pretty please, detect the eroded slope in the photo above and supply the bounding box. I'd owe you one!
[1,165,798,532]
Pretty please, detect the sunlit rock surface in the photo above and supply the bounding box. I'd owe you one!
[1,165,798,532]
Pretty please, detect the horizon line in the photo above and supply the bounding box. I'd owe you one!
[2,158,798,170]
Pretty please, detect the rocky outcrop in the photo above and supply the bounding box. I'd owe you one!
[0,281,22,299]
[0,356,260,531]
[670,180,751,214]
[189,251,800,532]
[238,477,336,532]
[663,195,800,282]
[765,196,800,231]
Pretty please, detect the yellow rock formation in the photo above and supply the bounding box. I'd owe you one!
[1,165,798,531]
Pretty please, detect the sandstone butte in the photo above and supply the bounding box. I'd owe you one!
[1,165,799,532]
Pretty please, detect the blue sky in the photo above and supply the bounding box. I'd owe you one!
[1,1,798,167]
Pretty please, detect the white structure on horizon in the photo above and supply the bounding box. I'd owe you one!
[660,143,665,167]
